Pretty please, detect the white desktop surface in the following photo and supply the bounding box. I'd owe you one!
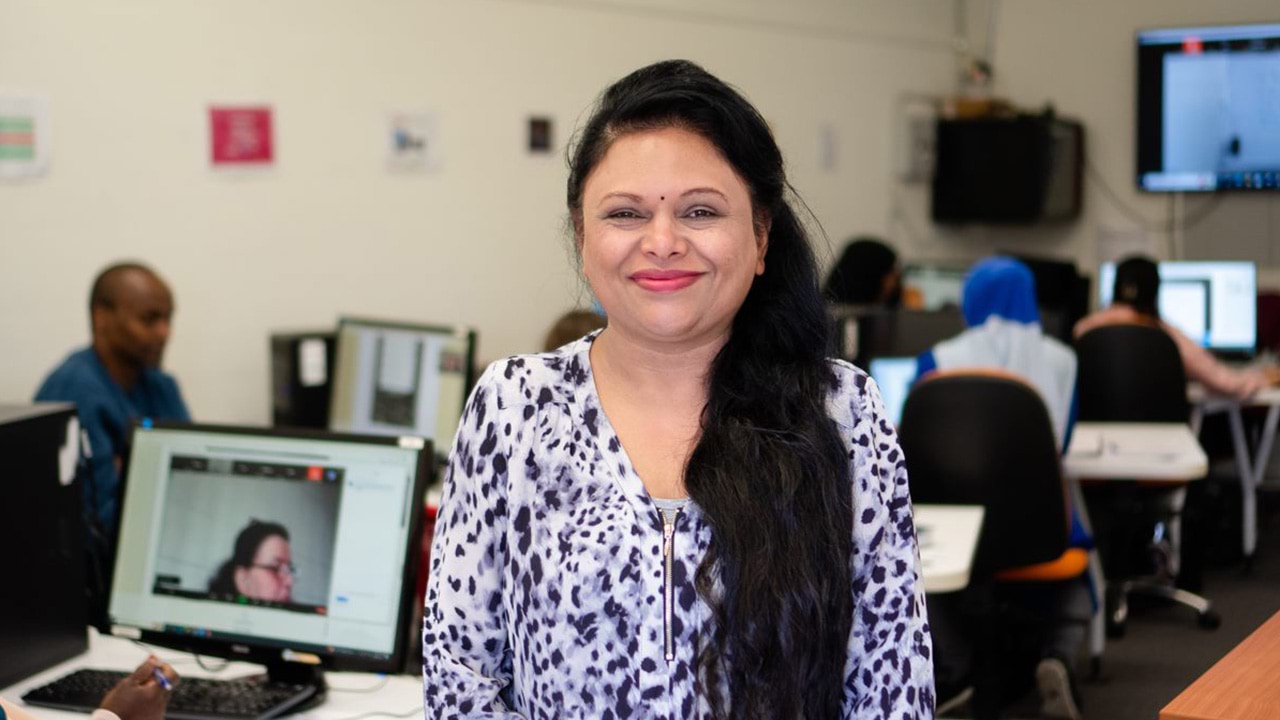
[913,504,984,594]
[1063,422,1208,481]
[0,630,422,720]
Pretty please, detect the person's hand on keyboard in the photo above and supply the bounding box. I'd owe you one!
[96,657,179,720]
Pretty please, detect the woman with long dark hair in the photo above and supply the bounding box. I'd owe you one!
[824,236,902,307]
[423,60,931,718]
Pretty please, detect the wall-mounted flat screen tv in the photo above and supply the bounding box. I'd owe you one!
[1137,22,1280,192]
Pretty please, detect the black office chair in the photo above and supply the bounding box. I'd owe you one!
[1074,323,1218,634]
[1076,323,1188,423]
[900,370,1088,718]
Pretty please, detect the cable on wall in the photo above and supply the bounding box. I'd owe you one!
[1084,157,1223,238]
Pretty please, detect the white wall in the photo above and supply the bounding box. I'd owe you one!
[933,0,1280,278]
[0,0,959,422]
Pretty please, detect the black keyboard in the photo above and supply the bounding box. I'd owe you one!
[22,668,321,720]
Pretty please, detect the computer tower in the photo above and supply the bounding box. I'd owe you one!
[1004,253,1091,344]
[0,404,88,687]
[271,332,336,429]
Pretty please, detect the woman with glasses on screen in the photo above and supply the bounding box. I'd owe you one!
[207,520,294,604]
[421,60,932,718]
[1075,255,1279,399]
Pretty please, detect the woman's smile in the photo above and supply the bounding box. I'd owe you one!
[630,269,705,292]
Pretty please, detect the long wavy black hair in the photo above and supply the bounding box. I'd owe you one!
[567,60,853,719]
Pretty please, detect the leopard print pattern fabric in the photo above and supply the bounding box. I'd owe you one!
[423,332,933,718]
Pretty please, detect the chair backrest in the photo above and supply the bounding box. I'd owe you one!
[898,371,1068,578]
[1075,323,1188,423]
[1257,291,1280,356]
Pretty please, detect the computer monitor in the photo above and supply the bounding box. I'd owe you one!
[271,331,337,430]
[328,317,475,449]
[1098,261,1257,354]
[901,264,967,311]
[868,357,917,427]
[107,422,431,683]
[0,405,87,688]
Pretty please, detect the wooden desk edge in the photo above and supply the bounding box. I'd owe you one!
[1159,609,1280,720]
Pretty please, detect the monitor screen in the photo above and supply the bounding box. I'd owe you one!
[869,356,917,427]
[901,264,967,311]
[108,423,430,673]
[1098,261,1257,353]
[329,318,474,448]
[1137,22,1280,192]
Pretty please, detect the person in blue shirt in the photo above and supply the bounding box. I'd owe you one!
[34,263,190,536]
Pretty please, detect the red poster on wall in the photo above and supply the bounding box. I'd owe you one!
[209,106,273,165]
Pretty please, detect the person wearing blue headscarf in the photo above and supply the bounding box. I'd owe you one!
[917,256,1077,449]
[918,257,1090,720]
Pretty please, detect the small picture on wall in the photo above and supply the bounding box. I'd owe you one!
[528,117,553,154]
[0,93,51,179]
[388,110,439,173]
[210,106,274,166]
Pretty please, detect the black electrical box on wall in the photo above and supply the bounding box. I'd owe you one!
[931,114,1084,224]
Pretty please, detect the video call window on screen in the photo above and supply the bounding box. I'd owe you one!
[1136,22,1280,192]
[150,455,343,615]
[110,424,430,670]
[1098,261,1257,354]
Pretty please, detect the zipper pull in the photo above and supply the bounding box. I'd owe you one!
[661,508,680,663]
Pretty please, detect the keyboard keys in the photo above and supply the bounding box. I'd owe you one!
[22,668,319,720]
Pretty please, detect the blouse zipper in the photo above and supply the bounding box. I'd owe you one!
[660,507,681,663]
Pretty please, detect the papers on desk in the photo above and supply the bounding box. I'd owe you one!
[1071,426,1185,460]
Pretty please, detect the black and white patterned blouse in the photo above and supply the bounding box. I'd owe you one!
[422,333,933,719]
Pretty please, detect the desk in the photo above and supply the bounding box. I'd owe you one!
[1064,422,1208,481]
[914,504,984,593]
[1188,384,1280,559]
[1159,609,1280,720]
[0,630,421,720]
[1064,422,1212,639]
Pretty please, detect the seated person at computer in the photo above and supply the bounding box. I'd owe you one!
[208,521,294,603]
[917,257,1090,720]
[823,236,902,307]
[34,262,190,535]
[917,256,1077,447]
[0,657,178,720]
[542,308,607,352]
[1075,254,1280,398]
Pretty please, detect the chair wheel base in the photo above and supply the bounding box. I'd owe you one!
[1198,609,1222,630]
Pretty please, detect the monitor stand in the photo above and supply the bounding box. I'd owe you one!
[246,662,328,715]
